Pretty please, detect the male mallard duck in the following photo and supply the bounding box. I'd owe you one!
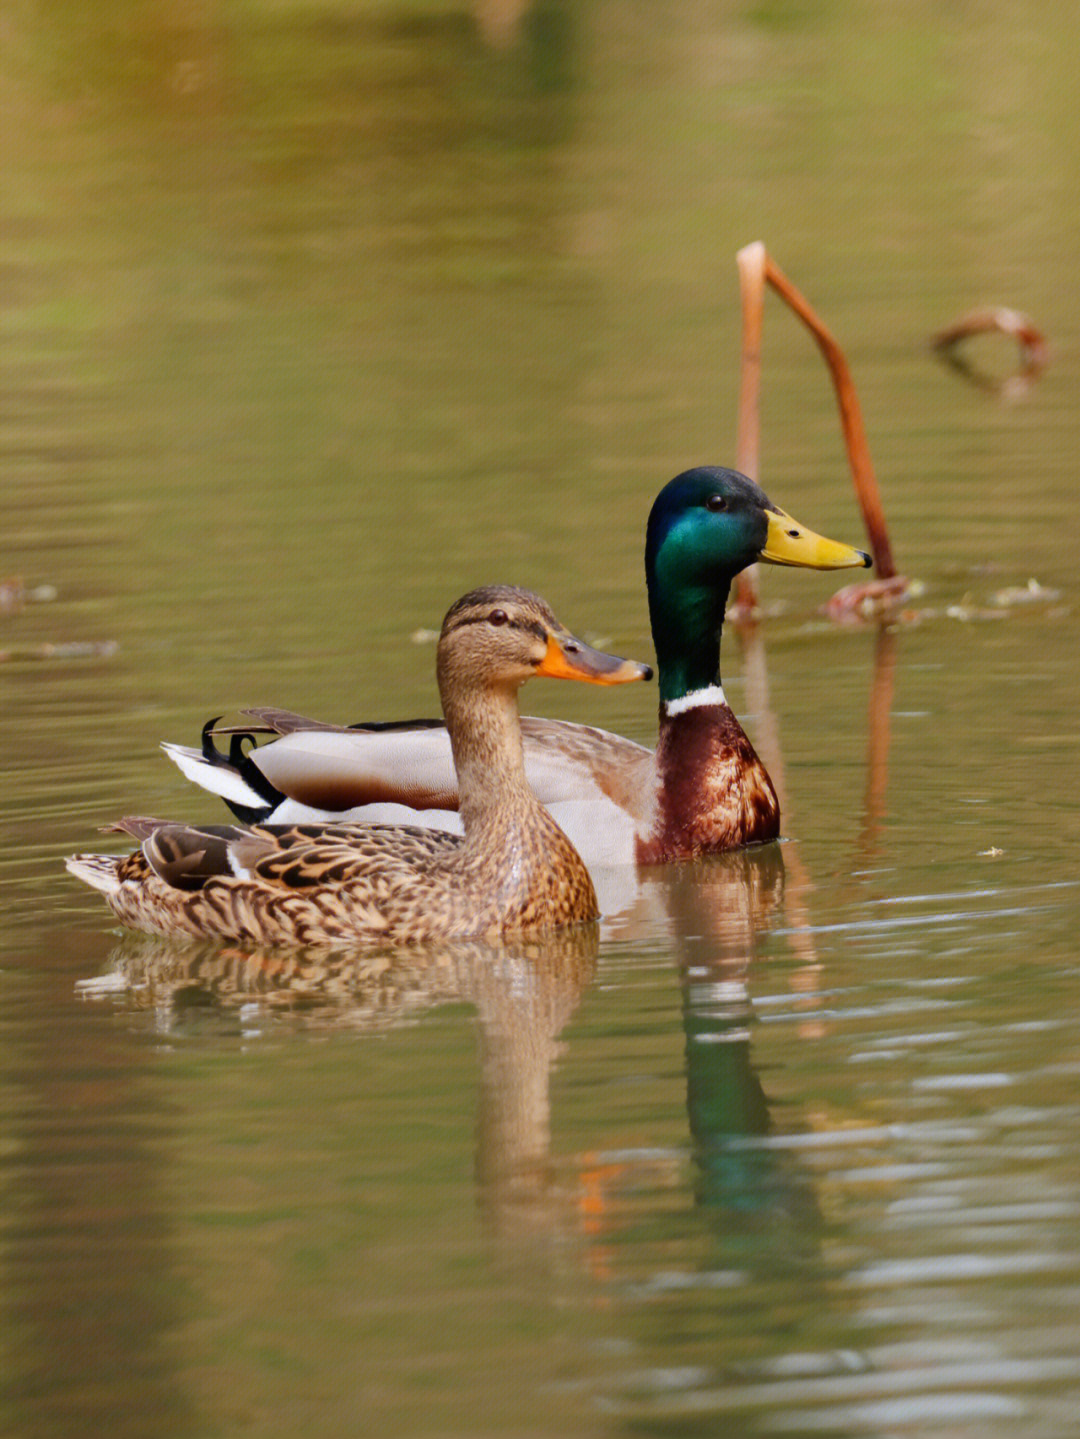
[66,587,651,946]
[162,468,869,866]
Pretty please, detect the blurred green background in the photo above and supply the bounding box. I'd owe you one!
[3,4,1079,1436]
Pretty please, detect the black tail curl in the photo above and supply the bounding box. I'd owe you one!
[200,717,285,824]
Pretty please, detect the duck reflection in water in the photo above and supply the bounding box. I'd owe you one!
[674,619,897,1220]
[575,617,899,1280]
[79,842,801,1259]
[663,849,820,1230]
[80,923,598,1243]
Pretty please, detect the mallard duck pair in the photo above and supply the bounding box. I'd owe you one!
[68,586,650,945]
[68,467,868,946]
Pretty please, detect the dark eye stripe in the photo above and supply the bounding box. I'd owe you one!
[445,613,549,643]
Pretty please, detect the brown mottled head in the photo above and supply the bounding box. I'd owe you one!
[437,586,652,694]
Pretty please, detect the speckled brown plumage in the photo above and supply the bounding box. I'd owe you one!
[636,702,779,863]
[66,587,650,947]
[81,813,596,945]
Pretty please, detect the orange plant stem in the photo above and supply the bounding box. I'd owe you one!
[735,241,897,581]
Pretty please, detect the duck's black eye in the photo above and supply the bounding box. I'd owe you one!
[488,609,508,626]
[705,494,727,512]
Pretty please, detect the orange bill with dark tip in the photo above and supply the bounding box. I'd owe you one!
[537,632,653,685]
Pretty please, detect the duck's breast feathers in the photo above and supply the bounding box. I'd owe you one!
[641,702,779,860]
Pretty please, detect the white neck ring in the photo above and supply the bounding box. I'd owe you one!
[663,684,728,717]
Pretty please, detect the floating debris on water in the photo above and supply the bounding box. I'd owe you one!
[808,574,1066,628]
[0,640,119,663]
[821,575,914,624]
[0,577,26,614]
[932,306,1048,399]
[0,578,60,613]
[945,600,1008,622]
[990,578,1062,608]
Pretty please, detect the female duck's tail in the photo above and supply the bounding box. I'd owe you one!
[65,853,121,895]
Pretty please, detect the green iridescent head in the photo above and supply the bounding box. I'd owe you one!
[644,467,869,703]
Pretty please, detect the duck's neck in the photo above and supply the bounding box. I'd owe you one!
[437,669,597,927]
[441,682,541,838]
[649,575,732,709]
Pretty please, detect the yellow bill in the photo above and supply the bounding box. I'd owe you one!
[760,508,871,569]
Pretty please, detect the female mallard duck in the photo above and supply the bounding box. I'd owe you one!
[66,587,651,946]
[162,468,869,866]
